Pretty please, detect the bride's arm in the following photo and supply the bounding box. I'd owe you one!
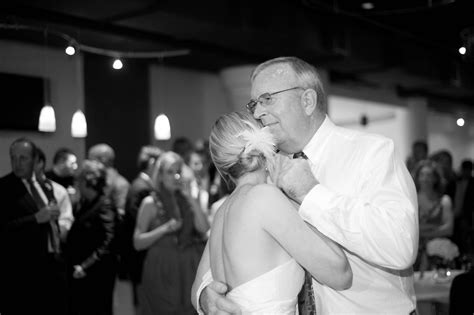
[191,241,211,310]
[255,184,352,290]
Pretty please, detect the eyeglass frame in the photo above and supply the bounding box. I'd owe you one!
[246,86,305,114]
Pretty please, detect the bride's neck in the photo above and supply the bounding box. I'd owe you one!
[235,169,267,188]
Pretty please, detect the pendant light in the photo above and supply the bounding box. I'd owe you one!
[71,52,87,138]
[71,109,87,137]
[154,113,171,140]
[38,29,56,132]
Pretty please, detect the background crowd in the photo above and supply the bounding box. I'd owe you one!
[1,135,473,315]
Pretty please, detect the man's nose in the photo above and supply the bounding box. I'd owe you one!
[253,102,265,120]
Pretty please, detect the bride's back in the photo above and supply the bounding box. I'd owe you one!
[209,183,293,291]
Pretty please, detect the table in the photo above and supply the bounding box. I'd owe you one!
[414,270,464,315]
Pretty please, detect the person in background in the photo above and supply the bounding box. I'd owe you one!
[46,147,79,204]
[413,159,454,271]
[453,159,474,255]
[406,140,428,174]
[36,147,74,242]
[88,143,130,218]
[430,149,457,202]
[134,151,209,315]
[119,145,162,306]
[0,138,67,315]
[66,160,118,315]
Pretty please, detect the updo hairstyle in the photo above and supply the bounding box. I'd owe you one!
[209,111,275,182]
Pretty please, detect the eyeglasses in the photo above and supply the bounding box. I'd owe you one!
[246,87,304,114]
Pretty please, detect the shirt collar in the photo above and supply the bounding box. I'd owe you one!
[303,115,336,162]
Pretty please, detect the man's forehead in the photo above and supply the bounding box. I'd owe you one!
[252,64,296,94]
[11,142,33,155]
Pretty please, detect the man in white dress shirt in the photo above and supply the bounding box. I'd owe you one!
[194,57,419,314]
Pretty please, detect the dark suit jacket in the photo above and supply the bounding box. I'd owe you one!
[0,172,66,315]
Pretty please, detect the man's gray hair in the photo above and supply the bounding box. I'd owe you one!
[251,56,327,113]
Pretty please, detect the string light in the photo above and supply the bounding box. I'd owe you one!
[112,58,123,70]
[65,45,76,56]
[457,118,465,127]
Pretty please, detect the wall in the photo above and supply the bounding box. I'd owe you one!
[428,111,474,169]
[328,95,410,161]
[328,94,474,169]
[149,65,231,151]
[84,54,150,180]
[0,40,85,176]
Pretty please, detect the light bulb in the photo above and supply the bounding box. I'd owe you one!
[361,2,374,10]
[38,105,56,132]
[457,118,465,127]
[65,45,76,56]
[459,47,466,55]
[71,109,87,137]
[113,59,123,70]
[154,114,171,140]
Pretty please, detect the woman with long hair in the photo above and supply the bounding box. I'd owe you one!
[134,151,209,314]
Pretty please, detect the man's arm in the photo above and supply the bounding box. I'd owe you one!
[299,140,418,270]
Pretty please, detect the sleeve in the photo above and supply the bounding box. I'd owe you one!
[300,139,419,270]
[81,199,116,270]
[195,270,214,315]
[53,182,74,231]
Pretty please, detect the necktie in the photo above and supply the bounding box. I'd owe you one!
[293,152,317,314]
[27,178,61,254]
[293,151,308,160]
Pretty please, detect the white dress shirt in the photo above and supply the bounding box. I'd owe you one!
[23,174,74,232]
[299,116,418,314]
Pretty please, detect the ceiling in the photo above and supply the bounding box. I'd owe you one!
[1,0,474,110]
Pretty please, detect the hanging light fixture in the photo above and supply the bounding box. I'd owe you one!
[38,30,56,132]
[71,53,87,138]
[65,44,76,56]
[154,113,171,140]
[71,109,87,137]
[38,103,56,132]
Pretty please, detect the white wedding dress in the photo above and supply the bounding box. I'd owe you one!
[226,258,304,314]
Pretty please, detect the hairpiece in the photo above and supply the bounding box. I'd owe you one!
[237,126,276,160]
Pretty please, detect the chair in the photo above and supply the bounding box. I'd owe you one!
[449,270,474,315]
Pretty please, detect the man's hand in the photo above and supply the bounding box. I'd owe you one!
[200,281,241,315]
[273,155,319,204]
[34,204,60,223]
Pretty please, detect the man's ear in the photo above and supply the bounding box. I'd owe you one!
[301,89,317,115]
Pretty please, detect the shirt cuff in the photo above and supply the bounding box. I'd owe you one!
[196,269,213,315]
[300,184,333,225]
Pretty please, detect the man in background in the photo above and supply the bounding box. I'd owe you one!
[88,143,130,217]
[0,138,67,315]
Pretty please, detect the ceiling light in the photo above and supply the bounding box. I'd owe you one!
[459,46,466,55]
[38,104,56,132]
[65,45,76,56]
[112,58,123,70]
[457,118,465,127]
[154,114,171,140]
[71,109,87,137]
[361,2,374,10]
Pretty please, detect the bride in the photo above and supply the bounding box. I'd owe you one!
[191,111,352,314]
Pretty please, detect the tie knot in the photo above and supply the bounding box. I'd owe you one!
[293,152,307,159]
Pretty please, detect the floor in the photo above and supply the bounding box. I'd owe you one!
[113,278,136,315]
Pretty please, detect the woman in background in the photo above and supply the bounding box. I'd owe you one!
[413,159,454,270]
[134,151,209,315]
[66,160,118,315]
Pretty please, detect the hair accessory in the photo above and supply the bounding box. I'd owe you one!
[238,126,276,160]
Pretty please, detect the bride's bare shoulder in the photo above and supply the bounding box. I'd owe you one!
[246,184,291,209]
